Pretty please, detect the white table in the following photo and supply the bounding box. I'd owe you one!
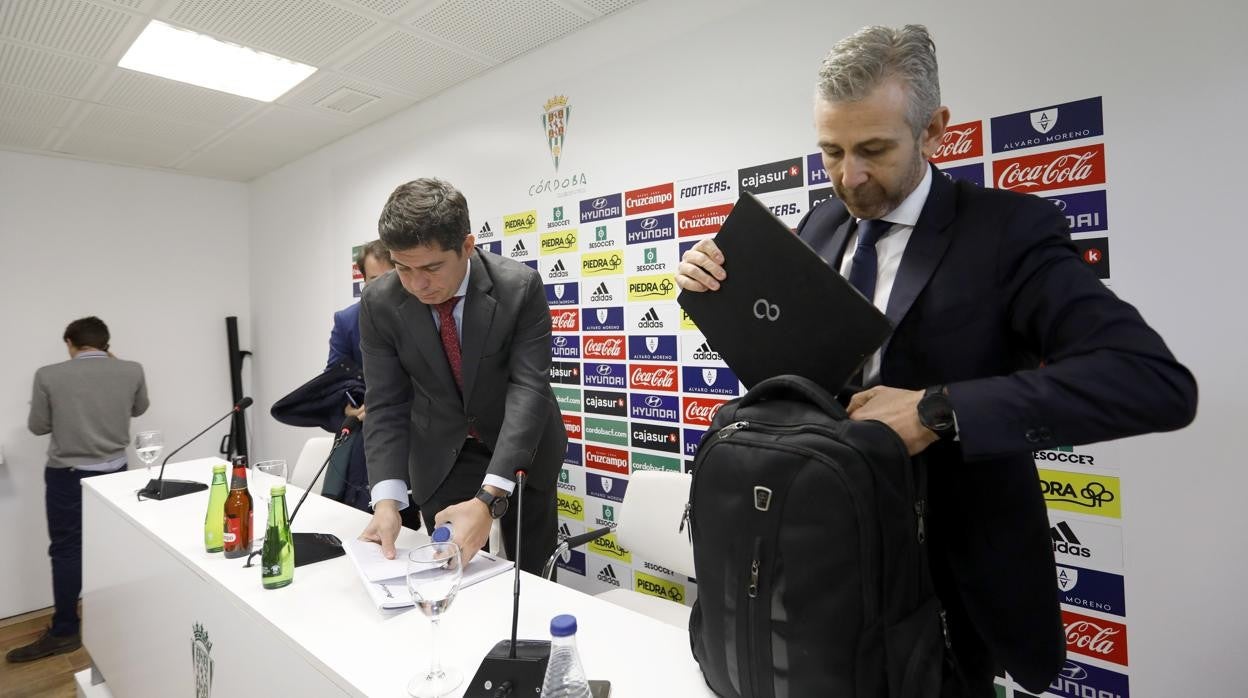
[82,459,712,697]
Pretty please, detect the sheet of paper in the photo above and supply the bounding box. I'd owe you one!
[343,539,514,611]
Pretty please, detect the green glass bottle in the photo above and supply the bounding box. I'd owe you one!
[261,485,294,589]
[204,464,228,553]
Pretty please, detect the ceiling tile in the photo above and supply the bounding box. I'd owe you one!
[99,69,261,128]
[409,0,588,63]
[0,0,137,60]
[72,103,220,149]
[0,41,101,97]
[166,0,378,66]
[340,28,490,98]
[0,84,76,125]
[0,119,55,150]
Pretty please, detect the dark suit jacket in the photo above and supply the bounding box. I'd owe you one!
[797,165,1197,691]
[359,249,567,503]
[328,302,364,369]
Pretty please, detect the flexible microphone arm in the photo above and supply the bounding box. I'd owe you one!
[540,525,615,581]
[139,397,252,501]
[509,470,527,659]
[288,416,360,525]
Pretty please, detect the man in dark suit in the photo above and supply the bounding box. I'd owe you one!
[677,25,1197,697]
[327,238,393,370]
[357,178,566,575]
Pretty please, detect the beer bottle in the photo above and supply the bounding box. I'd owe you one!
[222,456,253,559]
[261,485,294,589]
[204,464,228,553]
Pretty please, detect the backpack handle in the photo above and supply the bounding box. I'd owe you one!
[738,375,847,419]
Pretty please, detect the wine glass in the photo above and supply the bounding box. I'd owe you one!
[134,431,163,478]
[406,542,464,697]
[252,460,288,549]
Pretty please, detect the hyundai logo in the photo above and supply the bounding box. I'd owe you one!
[596,364,613,375]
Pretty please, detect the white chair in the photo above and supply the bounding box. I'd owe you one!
[594,471,696,628]
[291,436,333,492]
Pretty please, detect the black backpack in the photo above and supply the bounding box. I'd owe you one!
[686,375,945,698]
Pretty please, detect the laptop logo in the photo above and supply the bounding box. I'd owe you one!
[753,486,772,511]
[753,299,780,321]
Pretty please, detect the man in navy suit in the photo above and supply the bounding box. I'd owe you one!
[677,24,1196,697]
[328,239,394,372]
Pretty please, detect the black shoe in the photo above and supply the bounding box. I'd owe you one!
[5,628,81,663]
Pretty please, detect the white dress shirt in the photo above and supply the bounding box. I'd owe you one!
[837,166,933,385]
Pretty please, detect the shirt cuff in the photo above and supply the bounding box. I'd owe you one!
[482,474,515,495]
[370,479,410,510]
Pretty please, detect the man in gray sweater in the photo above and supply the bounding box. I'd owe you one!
[7,317,148,663]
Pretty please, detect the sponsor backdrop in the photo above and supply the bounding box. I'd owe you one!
[246,1,1244,696]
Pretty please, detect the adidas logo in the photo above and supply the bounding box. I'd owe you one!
[637,306,663,329]
[479,221,492,235]
[1050,521,1091,558]
[547,257,570,279]
[558,523,572,540]
[590,282,612,302]
[597,564,621,586]
[552,259,566,271]
[511,239,528,256]
[692,341,721,361]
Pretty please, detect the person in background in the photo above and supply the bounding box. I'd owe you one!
[677,24,1197,696]
[8,317,148,663]
[357,178,565,575]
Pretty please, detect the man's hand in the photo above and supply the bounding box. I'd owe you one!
[676,239,727,292]
[345,402,367,422]
[435,491,497,567]
[847,386,939,456]
[359,499,402,559]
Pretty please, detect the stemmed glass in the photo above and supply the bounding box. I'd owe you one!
[406,542,463,697]
[252,460,288,550]
[134,431,163,477]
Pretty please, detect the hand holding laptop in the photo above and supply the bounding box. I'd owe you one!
[676,238,727,293]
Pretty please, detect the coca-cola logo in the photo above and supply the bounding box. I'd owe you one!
[583,337,623,357]
[993,144,1106,193]
[1062,610,1128,666]
[684,400,721,423]
[631,367,675,387]
[552,311,577,329]
[931,122,982,163]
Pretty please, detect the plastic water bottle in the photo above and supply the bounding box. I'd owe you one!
[540,614,592,698]
[431,523,453,543]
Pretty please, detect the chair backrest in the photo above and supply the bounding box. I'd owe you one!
[614,470,695,577]
[291,437,334,491]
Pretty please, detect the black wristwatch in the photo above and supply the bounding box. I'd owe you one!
[475,487,509,519]
[917,385,958,440]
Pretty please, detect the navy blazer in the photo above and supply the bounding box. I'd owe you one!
[328,302,364,369]
[797,165,1196,691]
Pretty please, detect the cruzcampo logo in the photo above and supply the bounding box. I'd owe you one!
[557,492,584,521]
[635,570,686,604]
[192,623,214,698]
[541,95,571,171]
[1039,468,1121,518]
[632,452,680,473]
[588,532,631,563]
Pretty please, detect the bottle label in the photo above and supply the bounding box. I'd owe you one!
[224,519,240,544]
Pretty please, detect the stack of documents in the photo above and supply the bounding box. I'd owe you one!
[343,538,514,611]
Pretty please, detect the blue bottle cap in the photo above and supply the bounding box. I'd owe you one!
[431,524,452,543]
[550,614,578,637]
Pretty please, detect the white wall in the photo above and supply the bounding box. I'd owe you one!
[248,0,1247,695]
[0,151,250,620]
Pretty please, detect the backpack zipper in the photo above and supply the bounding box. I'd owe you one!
[746,535,763,697]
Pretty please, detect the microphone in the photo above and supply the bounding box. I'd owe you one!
[245,413,358,568]
[138,398,252,501]
[540,525,614,580]
[465,469,552,698]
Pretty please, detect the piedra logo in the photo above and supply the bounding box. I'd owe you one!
[191,623,214,698]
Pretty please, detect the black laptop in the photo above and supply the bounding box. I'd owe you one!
[677,192,892,395]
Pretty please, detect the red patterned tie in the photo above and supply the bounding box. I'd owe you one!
[435,297,477,438]
[435,297,464,391]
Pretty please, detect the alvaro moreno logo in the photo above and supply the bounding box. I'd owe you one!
[191,623,214,698]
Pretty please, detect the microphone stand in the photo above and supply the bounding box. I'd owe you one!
[465,470,552,698]
[138,399,251,501]
[244,419,355,569]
